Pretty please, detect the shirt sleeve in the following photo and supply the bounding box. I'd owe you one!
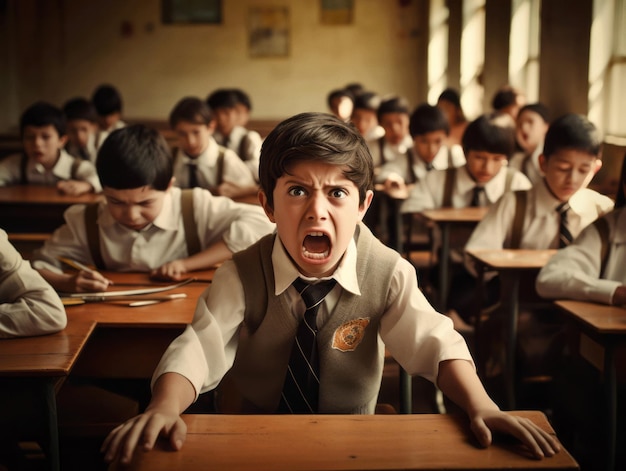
[379,257,474,383]
[75,160,102,192]
[0,230,67,338]
[193,188,275,253]
[151,260,245,398]
[536,221,621,305]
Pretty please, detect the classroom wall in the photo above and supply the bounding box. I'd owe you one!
[0,0,428,132]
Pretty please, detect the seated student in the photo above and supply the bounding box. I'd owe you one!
[536,151,626,305]
[0,101,101,195]
[206,89,263,183]
[169,97,258,199]
[231,88,252,128]
[401,113,531,327]
[92,84,126,134]
[31,124,274,293]
[0,229,66,339]
[491,85,526,120]
[467,113,611,255]
[509,103,550,186]
[63,96,100,163]
[326,88,354,122]
[350,91,384,142]
[101,112,560,465]
[437,88,468,148]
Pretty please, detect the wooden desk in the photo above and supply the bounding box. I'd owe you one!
[0,320,97,471]
[65,271,213,380]
[109,411,578,470]
[466,249,556,409]
[0,185,103,232]
[421,207,488,312]
[555,300,626,471]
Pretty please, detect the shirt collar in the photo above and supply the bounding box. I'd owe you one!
[179,139,219,166]
[458,165,511,203]
[272,231,361,296]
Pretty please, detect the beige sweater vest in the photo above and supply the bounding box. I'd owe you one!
[220,223,400,414]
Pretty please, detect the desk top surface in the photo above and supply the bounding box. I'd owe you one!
[64,271,214,327]
[109,411,578,471]
[556,300,626,334]
[0,319,96,377]
[0,185,103,205]
[466,249,557,270]
[421,206,489,223]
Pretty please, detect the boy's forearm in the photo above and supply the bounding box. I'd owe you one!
[147,372,196,415]
[183,240,232,272]
[36,268,73,292]
[437,359,499,417]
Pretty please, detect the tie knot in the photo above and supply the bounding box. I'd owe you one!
[471,185,485,207]
[292,278,337,310]
[556,202,570,214]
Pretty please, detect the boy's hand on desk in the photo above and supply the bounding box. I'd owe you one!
[611,285,626,306]
[74,270,113,292]
[469,409,561,459]
[102,409,187,465]
[56,179,93,196]
[151,260,188,281]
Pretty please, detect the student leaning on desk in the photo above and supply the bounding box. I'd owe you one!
[536,151,626,305]
[0,228,66,338]
[0,101,101,195]
[30,124,275,293]
[102,113,560,465]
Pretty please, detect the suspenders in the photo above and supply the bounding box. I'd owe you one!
[509,190,528,250]
[83,189,201,270]
[593,216,610,277]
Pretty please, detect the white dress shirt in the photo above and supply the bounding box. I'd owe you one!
[31,186,274,273]
[0,229,67,338]
[152,235,474,398]
[536,207,626,305]
[172,138,255,190]
[214,126,262,182]
[368,135,414,182]
[509,144,544,186]
[0,149,101,192]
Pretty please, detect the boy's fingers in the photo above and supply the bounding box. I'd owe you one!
[168,418,188,451]
[470,418,492,448]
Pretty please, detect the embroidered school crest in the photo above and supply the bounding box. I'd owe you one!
[332,318,370,352]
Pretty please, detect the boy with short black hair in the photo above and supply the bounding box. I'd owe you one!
[92,84,125,133]
[169,97,257,199]
[350,91,384,141]
[509,103,550,185]
[31,124,274,293]
[63,96,100,163]
[102,112,560,465]
[206,89,262,181]
[0,101,101,195]
[326,88,354,122]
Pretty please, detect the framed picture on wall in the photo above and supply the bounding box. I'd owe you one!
[248,7,289,58]
[320,0,354,25]
[162,0,222,24]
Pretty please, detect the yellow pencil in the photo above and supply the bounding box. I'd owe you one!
[57,256,97,274]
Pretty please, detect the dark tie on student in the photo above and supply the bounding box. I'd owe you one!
[425,162,433,171]
[557,202,573,248]
[280,277,337,413]
[188,163,198,188]
[470,185,484,207]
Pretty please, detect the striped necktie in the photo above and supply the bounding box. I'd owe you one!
[557,202,573,248]
[280,278,337,413]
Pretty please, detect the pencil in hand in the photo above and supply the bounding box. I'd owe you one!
[57,256,114,288]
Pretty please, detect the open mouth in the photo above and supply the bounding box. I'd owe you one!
[302,232,331,260]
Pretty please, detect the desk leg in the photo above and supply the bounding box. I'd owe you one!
[43,380,60,471]
[399,368,412,414]
[438,223,450,313]
[503,273,520,410]
[603,344,616,471]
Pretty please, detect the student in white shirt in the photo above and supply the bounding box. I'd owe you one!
[101,112,560,466]
[0,101,101,194]
[62,97,100,164]
[32,125,274,293]
[0,229,66,338]
[350,91,385,142]
[169,97,258,199]
[509,103,550,186]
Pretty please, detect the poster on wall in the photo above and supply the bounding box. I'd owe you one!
[162,0,221,24]
[248,7,289,58]
[320,0,354,25]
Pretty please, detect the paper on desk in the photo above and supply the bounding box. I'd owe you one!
[61,278,194,300]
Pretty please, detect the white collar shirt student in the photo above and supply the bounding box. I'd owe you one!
[509,141,544,186]
[151,233,473,397]
[66,132,99,164]
[536,207,626,306]
[411,144,466,182]
[172,139,256,190]
[464,179,614,276]
[400,164,532,214]
[213,125,262,181]
[0,148,101,192]
[31,186,274,273]
[368,134,413,177]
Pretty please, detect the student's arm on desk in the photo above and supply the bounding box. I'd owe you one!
[56,179,96,196]
[36,267,112,293]
[102,372,195,465]
[437,359,561,459]
[151,239,231,280]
